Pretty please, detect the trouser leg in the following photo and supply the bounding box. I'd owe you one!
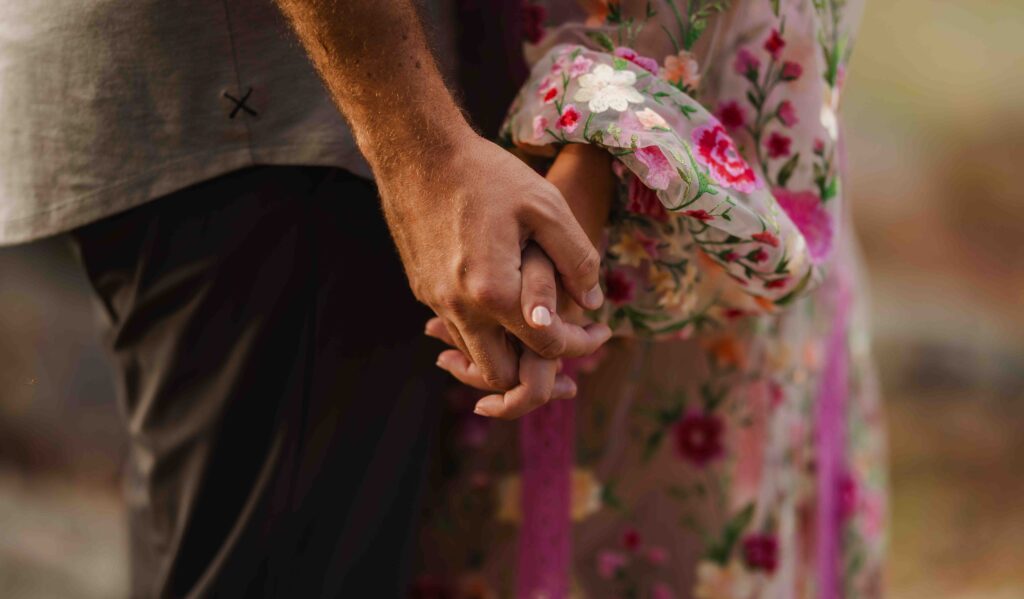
[70,166,444,598]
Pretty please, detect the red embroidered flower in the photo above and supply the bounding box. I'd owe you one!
[541,85,558,104]
[627,176,669,221]
[605,269,635,305]
[777,100,798,127]
[747,248,769,263]
[752,231,780,247]
[692,123,759,193]
[765,131,792,158]
[635,146,675,190]
[673,410,725,467]
[764,277,789,289]
[773,187,833,262]
[716,100,746,130]
[556,104,582,133]
[720,250,739,262]
[724,308,746,320]
[522,3,547,44]
[623,529,642,550]
[614,46,659,74]
[764,29,785,60]
[683,209,714,222]
[733,47,760,79]
[814,138,826,154]
[780,61,803,81]
[742,534,779,573]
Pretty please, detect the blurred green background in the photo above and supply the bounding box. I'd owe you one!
[846,0,1024,597]
[1,1,1022,597]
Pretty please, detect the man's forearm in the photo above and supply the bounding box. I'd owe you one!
[275,0,470,179]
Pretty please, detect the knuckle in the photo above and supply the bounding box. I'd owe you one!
[482,369,515,390]
[575,249,601,280]
[525,274,557,300]
[535,334,566,360]
[466,277,514,312]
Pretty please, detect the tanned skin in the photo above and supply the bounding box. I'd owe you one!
[275,0,611,416]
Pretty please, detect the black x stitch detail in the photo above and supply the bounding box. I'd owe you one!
[224,87,258,118]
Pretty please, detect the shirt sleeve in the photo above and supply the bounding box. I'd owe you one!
[501,45,821,337]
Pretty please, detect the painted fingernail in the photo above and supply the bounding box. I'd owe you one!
[531,305,552,327]
[584,284,604,309]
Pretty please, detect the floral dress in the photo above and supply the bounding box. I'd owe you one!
[414,1,886,598]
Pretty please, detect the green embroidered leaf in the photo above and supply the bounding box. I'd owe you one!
[704,503,755,565]
[679,104,698,120]
[822,176,839,201]
[587,31,616,52]
[612,57,630,71]
[773,268,814,306]
[601,481,624,510]
[776,152,800,187]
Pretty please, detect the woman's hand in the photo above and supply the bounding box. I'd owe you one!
[430,144,616,418]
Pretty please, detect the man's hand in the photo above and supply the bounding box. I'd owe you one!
[386,131,610,389]
[275,0,610,391]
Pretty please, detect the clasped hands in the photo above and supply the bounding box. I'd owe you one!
[381,130,613,419]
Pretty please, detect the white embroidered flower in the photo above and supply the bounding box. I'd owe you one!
[573,64,644,113]
[635,107,669,130]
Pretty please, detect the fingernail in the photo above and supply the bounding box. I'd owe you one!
[553,376,577,398]
[474,397,500,417]
[584,284,604,309]
[531,305,552,327]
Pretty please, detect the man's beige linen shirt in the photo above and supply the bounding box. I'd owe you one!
[0,1,453,245]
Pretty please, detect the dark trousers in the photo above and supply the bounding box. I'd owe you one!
[71,166,445,598]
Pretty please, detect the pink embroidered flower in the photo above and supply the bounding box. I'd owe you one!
[717,100,746,130]
[683,209,714,222]
[673,410,725,467]
[522,3,547,44]
[780,60,803,81]
[623,528,641,550]
[634,146,675,190]
[627,176,669,221]
[742,534,779,573]
[747,248,769,263]
[773,187,833,262]
[764,29,785,60]
[597,550,628,579]
[651,583,676,599]
[635,107,669,130]
[814,138,826,154]
[751,231,780,247]
[569,55,594,78]
[605,268,635,305]
[692,123,759,193]
[556,104,582,133]
[645,546,669,566]
[531,115,548,140]
[765,131,792,158]
[733,47,760,79]
[661,50,701,89]
[840,471,859,521]
[614,46,659,74]
[777,100,798,127]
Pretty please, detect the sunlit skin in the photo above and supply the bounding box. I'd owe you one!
[427,143,615,418]
[275,0,613,416]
